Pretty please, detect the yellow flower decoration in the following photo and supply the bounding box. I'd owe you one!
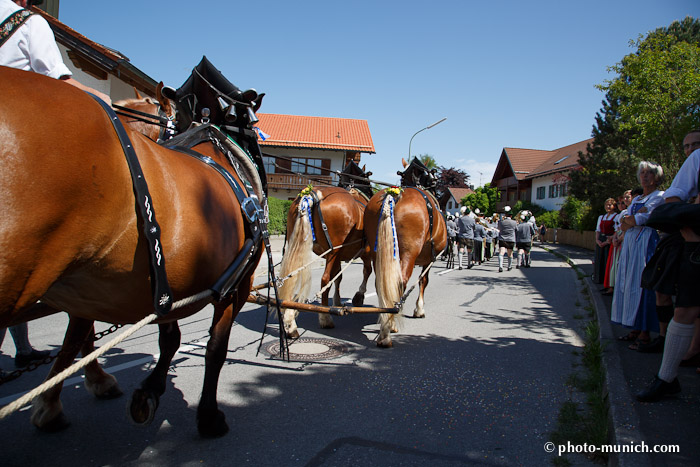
[299,184,314,197]
[385,186,404,199]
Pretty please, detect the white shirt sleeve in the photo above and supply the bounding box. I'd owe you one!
[0,3,73,80]
[595,215,603,232]
[23,15,72,79]
[634,191,665,226]
[663,149,700,202]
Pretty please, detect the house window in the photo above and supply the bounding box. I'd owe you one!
[536,186,545,200]
[292,158,323,175]
[262,156,275,174]
[548,183,568,198]
[447,200,453,209]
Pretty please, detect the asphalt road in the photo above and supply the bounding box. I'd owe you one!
[0,244,591,466]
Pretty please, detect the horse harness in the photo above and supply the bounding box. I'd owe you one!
[308,187,370,252]
[308,190,334,250]
[406,187,439,261]
[92,95,268,316]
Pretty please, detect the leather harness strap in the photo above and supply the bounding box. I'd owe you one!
[89,93,173,316]
[168,145,266,300]
[310,190,333,250]
[406,186,437,261]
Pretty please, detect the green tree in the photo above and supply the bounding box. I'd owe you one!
[599,31,700,174]
[461,183,500,216]
[571,17,700,223]
[418,154,437,170]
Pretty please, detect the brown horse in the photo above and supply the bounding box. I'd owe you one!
[278,164,373,337]
[363,159,447,347]
[0,66,266,437]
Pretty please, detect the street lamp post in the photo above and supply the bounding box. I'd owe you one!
[408,117,447,160]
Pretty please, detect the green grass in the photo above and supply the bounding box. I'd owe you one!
[546,248,609,465]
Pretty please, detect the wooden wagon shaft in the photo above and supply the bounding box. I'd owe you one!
[246,294,399,315]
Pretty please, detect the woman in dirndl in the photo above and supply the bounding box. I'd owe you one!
[611,162,665,349]
[594,198,617,284]
[606,190,632,294]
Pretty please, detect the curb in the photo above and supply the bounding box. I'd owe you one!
[584,276,651,467]
[540,244,651,467]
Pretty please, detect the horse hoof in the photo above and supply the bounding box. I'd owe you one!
[286,329,300,339]
[35,412,71,432]
[96,384,124,400]
[413,313,425,319]
[376,339,393,348]
[127,389,159,425]
[85,374,122,400]
[198,409,229,438]
[319,322,335,330]
[352,294,365,307]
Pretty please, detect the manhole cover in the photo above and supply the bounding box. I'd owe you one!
[263,337,349,361]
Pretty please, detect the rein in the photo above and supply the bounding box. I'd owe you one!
[113,104,171,125]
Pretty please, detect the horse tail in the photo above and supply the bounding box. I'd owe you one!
[374,195,404,329]
[278,195,315,305]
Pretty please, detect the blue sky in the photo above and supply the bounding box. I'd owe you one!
[59,0,698,187]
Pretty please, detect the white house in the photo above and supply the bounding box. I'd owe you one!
[491,139,592,211]
[526,139,592,211]
[255,113,376,200]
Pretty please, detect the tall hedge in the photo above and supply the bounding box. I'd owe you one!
[267,196,293,235]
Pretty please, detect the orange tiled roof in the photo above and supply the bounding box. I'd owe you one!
[256,113,375,153]
[502,148,554,180]
[498,138,593,181]
[447,187,475,202]
[525,139,592,178]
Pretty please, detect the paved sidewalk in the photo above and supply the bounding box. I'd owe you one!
[537,241,699,467]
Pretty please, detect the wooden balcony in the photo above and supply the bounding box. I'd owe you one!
[267,173,335,192]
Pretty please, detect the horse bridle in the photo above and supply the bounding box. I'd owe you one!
[112,103,176,141]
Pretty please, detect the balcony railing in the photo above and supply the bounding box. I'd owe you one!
[267,173,335,192]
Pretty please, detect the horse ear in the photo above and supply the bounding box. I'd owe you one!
[134,88,144,99]
[156,82,174,116]
[402,158,408,168]
[253,93,265,113]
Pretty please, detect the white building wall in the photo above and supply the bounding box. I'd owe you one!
[530,173,569,211]
[263,147,347,200]
[57,45,139,102]
[445,196,460,216]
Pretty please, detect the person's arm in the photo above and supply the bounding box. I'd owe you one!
[61,77,112,105]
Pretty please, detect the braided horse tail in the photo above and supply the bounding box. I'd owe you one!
[374,194,403,346]
[278,194,315,338]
